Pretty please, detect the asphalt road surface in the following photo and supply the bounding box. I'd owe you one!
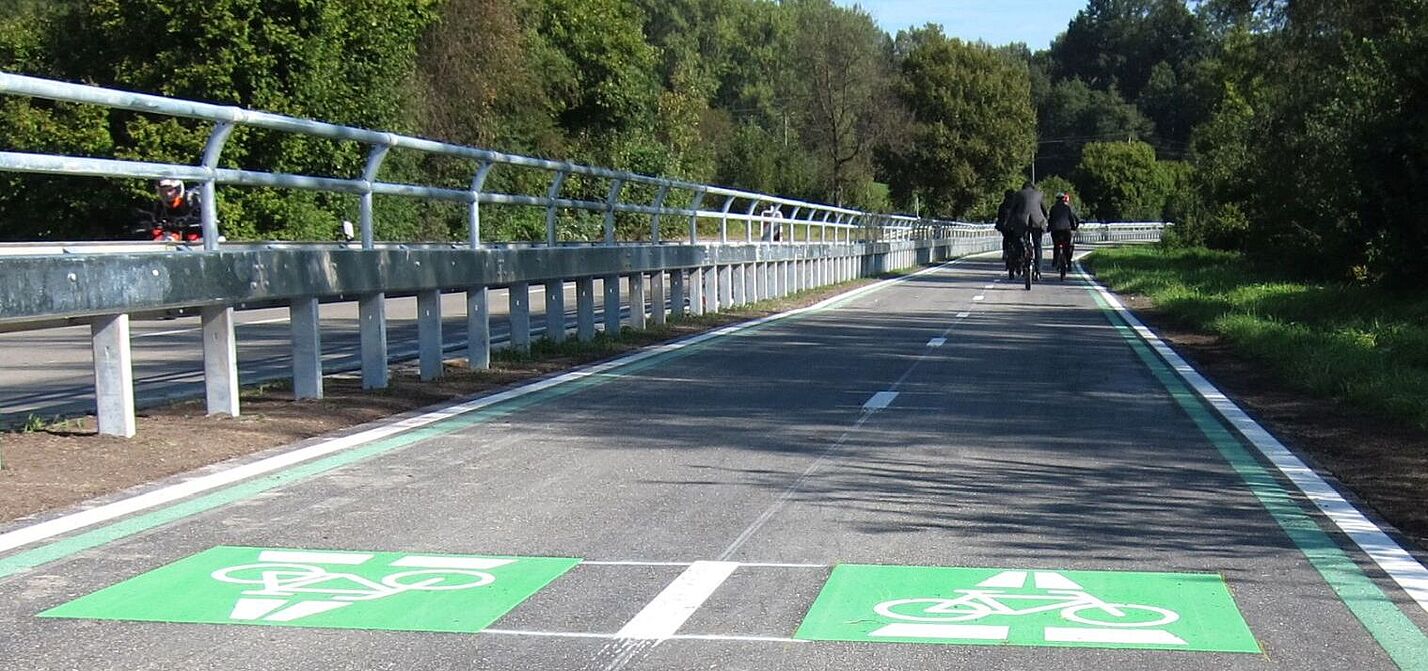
[2,255,1425,670]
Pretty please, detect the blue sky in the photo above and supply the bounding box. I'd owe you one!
[837,0,1088,50]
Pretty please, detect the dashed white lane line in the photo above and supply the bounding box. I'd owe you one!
[956,312,970,319]
[482,629,807,644]
[862,391,899,411]
[615,561,741,640]
[972,295,985,302]
[927,337,947,348]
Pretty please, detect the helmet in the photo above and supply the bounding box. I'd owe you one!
[157,179,185,196]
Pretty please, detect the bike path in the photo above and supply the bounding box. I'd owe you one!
[0,255,1424,670]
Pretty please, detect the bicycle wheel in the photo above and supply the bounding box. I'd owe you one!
[1063,602,1179,628]
[875,598,991,622]
[211,563,324,586]
[382,569,494,591]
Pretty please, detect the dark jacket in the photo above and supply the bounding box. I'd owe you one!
[1006,187,1048,231]
[1048,202,1081,232]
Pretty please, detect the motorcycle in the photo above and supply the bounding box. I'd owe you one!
[133,208,203,243]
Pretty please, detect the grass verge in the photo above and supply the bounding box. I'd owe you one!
[1086,245,1428,430]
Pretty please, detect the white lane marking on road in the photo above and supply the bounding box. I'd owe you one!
[1034,571,1082,590]
[927,337,946,348]
[2,256,977,557]
[581,560,826,568]
[957,312,970,319]
[265,601,351,622]
[862,391,899,411]
[978,571,1028,588]
[389,556,513,570]
[871,624,1009,640]
[481,629,808,643]
[257,550,371,565]
[973,295,985,302]
[615,561,740,640]
[1044,627,1186,645]
[1081,263,1428,615]
[229,598,287,621]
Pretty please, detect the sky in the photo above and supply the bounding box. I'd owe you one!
[837,0,1088,51]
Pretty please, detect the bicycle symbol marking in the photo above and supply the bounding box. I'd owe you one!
[209,551,511,622]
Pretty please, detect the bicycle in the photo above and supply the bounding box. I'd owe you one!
[874,588,1179,628]
[1051,231,1074,280]
[211,562,495,602]
[1018,230,1035,290]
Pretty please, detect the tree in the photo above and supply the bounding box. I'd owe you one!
[879,28,1035,218]
[1074,141,1170,221]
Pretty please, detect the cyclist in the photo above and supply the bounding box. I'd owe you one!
[1048,192,1081,272]
[1005,181,1048,279]
[994,189,1017,273]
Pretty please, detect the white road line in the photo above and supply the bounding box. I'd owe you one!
[956,312,970,319]
[615,561,740,640]
[389,556,513,570]
[1033,571,1081,590]
[1080,263,1428,615]
[871,623,1009,640]
[480,629,808,643]
[1044,627,1186,645]
[257,550,371,565]
[978,571,1028,588]
[973,295,985,302]
[927,338,946,348]
[862,391,899,411]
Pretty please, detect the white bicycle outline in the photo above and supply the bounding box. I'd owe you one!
[875,588,1180,628]
[211,562,495,603]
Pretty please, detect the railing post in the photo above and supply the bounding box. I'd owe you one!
[202,305,239,417]
[688,266,705,316]
[669,268,686,319]
[787,207,801,244]
[603,274,622,335]
[291,297,322,399]
[546,279,566,343]
[745,200,760,243]
[418,289,443,381]
[467,287,490,370]
[651,269,667,325]
[468,161,495,249]
[359,293,388,390]
[546,171,568,246]
[651,184,670,243]
[577,277,596,341]
[628,273,647,329]
[199,121,234,251]
[719,196,736,244]
[360,140,392,249]
[604,178,625,245]
[688,189,707,243]
[91,314,136,438]
[509,282,531,353]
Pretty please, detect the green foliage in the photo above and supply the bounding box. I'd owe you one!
[1089,244,1428,429]
[880,28,1036,218]
[1073,141,1171,221]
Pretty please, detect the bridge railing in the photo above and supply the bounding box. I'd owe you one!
[0,72,963,250]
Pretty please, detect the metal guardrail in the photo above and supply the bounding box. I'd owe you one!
[0,72,962,251]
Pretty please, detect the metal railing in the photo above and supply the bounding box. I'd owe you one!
[0,72,963,250]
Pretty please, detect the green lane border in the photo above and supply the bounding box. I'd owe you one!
[1080,270,1428,671]
[0,259,964,580]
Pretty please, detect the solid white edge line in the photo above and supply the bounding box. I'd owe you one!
[1079,262,1428,615]
[257,550,372,565]
[1043,627,1186,645]
[615,561,740,640]
[870,623,1009,640]
[862,391,899,411]
[0,256,975,556]
[479,629,808,643]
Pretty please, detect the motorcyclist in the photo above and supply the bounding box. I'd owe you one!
[145,179,202,241]
[1048,192,1082,269]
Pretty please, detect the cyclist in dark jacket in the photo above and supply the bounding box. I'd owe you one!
[1048,192,1081,270]
[1006,182,1049,278]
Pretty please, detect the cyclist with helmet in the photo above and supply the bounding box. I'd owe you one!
[1048,192,1081,273]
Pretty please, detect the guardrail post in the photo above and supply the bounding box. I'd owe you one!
[546,171,568,246]
[202,306,239,417]
[291,298,322,399]
[651,270,667,325]
[670,269,686,318]
[719,196,736,244]
[628,273,647,329]
[603,274,621,335]
[199,121,235,251]
[91,314,136,438]
[688,190,707,243]
[704,262,720,313]
[688,266,704,316]
[469,162,495,249]
[718,264,733,309]
[576,277,596,341]
[359,293,388,389]
[732,262,747,307]
[360,141,392,249]
[467,287,490,370]
[509,282,531,353]
[418,289,443,381]
[545,279,566,343]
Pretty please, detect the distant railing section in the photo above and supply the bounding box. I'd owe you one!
[0,72,963,250]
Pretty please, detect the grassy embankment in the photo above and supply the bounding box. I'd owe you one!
[1087,245,1428,431]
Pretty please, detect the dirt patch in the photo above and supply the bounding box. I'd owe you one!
[1119,294,1428,551]
[2,279,1424,556]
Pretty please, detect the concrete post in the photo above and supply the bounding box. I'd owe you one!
[670,269,686,319]
[576,276,596,342]
[651,270,667,326]
[545,280,566,344]
[629,274,647,330]
[776,260,788,297]
[703,264,720,313]
[201,306,240,417]
[688,267,705,316]
[359,293,388,390]
[467,287,490,370]
[91,314,136,438]
[603,274,621,335]
[291,297,322,399]
[719,265,733,309]
[417,290,443,381]
[732,264,747,307]
[509,282,531,353]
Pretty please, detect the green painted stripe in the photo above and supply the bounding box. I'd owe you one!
[0,262,959,580]
[1083,278,1428,671]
